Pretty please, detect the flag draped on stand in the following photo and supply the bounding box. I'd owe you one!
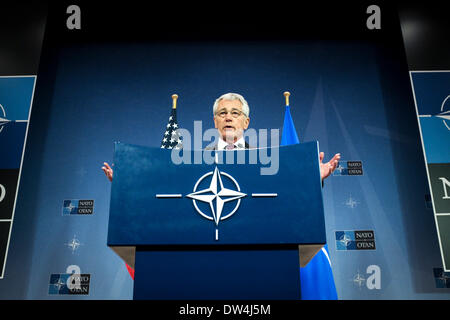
[125,263,135,280]
[160,94,182,149]
[280,103,299,146]
[280,92,338,300]
[125,94,182,280]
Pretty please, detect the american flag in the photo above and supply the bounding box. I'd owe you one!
[160,107,182,149]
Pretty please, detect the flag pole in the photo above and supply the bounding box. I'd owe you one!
[283,91,290,106]
[172,94,178,109]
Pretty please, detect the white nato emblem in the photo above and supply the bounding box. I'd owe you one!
[344,195,359,209]
[438,95,450,130]
[420,95,450,131]
[351,266,381,290]
[339,233,352,247]
[66,235,82,253]
[186,166,246,225]
[0,104,10,133]
[156,165,277,240]
[0,103,28,134]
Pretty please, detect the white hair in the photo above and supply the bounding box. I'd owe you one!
[213,93,250,118]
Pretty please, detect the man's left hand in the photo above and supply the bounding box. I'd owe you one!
[320,152,341,180]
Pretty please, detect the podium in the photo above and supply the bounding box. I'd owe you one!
[107,142,326,299]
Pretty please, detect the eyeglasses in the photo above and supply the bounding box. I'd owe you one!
[216,109,245,118]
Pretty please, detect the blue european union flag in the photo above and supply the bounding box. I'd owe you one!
[280,102,338,300]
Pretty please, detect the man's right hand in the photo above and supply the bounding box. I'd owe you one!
[102,162,113,182]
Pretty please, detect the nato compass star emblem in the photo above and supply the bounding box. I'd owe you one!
[186,167,246,239]
[156,166,277,240]
[339,233,352,247]
[0,103,27,133]
[419,94,450,131]
[66,235,82,254]
[52,277,67,292]
[352,271,366,289]
[333,164,345,176]
[438,95,450,131]
[0,104,10,134]
[344,195,359,209]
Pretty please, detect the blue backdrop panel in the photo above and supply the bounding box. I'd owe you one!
[411,72,450,163]
[418,117,450,163]
[0,77,35,120]
[0,123,28,169]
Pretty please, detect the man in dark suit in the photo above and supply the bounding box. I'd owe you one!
[102,92,340,181]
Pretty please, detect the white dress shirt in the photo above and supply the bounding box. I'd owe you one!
[217,137,246,150]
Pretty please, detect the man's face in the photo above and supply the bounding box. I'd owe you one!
[214,99,250,143]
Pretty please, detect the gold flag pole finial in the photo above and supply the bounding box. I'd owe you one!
[172,94,178,109]
[283,91,290,106]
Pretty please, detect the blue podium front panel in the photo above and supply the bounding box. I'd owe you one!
[107,142,326,247]
[133,246,301,300]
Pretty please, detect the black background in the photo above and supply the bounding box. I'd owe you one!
[1,1,449,75]
[0,170,19,220]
